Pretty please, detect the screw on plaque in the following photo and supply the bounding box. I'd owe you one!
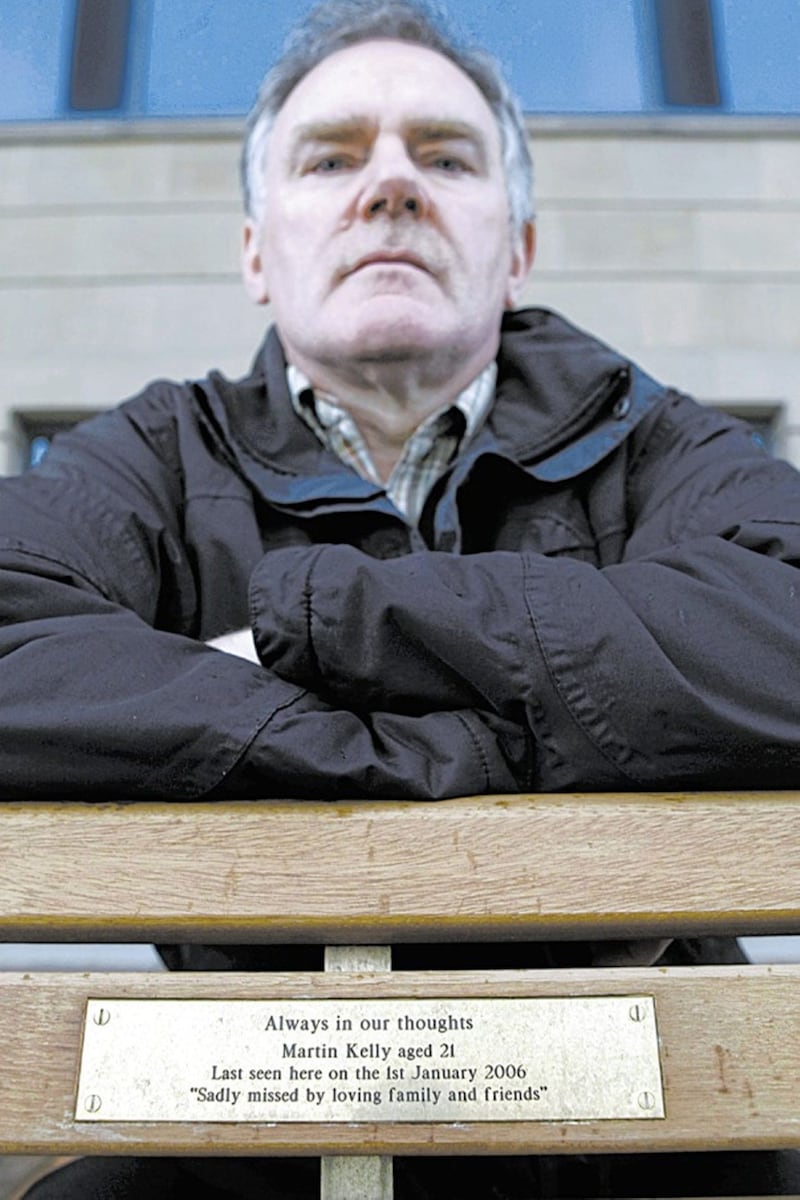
[85,1095,103,1113]
[629,1004,646,1023]
[638,1091,656,1111]
[93,1008,111,1026]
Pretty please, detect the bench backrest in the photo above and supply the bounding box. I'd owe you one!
[3,792,797,942]
[1,792,799,1186]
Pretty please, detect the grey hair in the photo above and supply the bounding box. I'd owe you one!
[241,0,534,232]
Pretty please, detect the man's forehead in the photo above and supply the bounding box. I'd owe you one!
[270,38,500,147]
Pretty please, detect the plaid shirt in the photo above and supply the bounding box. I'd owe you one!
[287,362,497,525]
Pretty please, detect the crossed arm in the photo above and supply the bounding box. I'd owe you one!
[247,402,800,790]
[1,395,798,799]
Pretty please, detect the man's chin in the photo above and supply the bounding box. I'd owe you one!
[338,309,453,363]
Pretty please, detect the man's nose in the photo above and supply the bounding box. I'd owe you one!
[360,142,427,220]
[365,192,421,218]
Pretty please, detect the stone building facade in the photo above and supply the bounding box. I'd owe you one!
[0,119,798,473]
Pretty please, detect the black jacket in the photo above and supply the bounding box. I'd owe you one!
[1,308,798,800]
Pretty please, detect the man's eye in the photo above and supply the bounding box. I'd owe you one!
[430,155,470,173]
[310,156,350,173]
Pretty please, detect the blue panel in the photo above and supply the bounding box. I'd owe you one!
[144,0,645,117]
[0,0,71,120]
[458,0,646,113]
[145,0,317,116]
[717,0,800,114]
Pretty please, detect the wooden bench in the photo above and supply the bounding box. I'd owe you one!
[1,791,799,1199]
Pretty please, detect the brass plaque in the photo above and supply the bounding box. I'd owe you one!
[76,996,664,1123]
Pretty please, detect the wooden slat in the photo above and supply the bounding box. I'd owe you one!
[0,794,798,943]
[0,966,798,1156]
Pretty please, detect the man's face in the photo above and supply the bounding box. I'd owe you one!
[242,39,534,384]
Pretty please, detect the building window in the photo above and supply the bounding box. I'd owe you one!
[15,412,94,472]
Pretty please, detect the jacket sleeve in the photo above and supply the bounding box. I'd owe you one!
[0,412,529,800]
[252,394,800,791]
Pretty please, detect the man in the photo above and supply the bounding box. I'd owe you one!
[6,0,800,1196]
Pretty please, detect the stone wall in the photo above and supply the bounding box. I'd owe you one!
[1,122,798,472]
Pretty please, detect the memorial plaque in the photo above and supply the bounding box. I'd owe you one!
[76,996,664,1123]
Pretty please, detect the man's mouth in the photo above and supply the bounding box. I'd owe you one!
[345,251,432,277]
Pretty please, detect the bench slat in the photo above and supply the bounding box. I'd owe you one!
[1,793,798,942]
[1,966,798,1156]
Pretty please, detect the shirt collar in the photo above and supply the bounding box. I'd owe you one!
[286,361,497,451]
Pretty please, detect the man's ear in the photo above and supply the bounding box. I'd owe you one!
[504,219,536,309]
[242,219,270,305]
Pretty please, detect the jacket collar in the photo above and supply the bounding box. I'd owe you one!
[489,307,630,461]
[196,307,660,509]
